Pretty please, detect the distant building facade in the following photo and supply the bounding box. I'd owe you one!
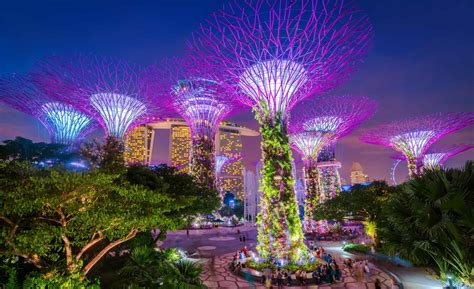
[124,125,154,165]
[350,162,369,185]
[128,119,259,200]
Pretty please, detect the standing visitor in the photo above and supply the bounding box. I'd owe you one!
[276,270,283,289]
[375,278,382,289]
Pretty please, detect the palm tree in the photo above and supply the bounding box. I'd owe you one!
[380,161,473,286]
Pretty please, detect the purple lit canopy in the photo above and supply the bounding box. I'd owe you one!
[0,73,94,145]
[188,0,373,118]
[360,112,474,177]
[33,55,167,139]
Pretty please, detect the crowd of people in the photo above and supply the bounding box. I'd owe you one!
[229,241,386,288]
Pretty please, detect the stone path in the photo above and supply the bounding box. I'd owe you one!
[200,252,398,289]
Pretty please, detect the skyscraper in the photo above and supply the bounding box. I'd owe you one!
[124,124,154,165]
[350,162,369,185]
[148,119,258,198]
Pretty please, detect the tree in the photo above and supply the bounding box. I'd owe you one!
[80,136,125,173]
[0,161,185,278]
[0,137,67,162]
[314,181,390,243]
[379,162,473,286]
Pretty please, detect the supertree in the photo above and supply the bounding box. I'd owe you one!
[0,73,94,145]
[423,144,473,169]
[146,59,236,190]
[392,144,474,172]
[360,113,474,178]
[188,0,372,261]
[215,154,240,198]
[291,95,377,200]
[289,131,333,232]
[32,55,166,140]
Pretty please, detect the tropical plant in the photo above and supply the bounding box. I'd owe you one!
[379,162,473,286]
[114,246,204,289]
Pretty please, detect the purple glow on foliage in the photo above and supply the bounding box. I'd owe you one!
[188,0,373,117]
[0,74,94,144]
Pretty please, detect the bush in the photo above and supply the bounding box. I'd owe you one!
[23,271,100,289]
[343,243,370,254]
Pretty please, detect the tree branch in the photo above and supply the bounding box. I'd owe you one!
[82,229,138,276]
[75,236,106,261]
[0,215,14,227]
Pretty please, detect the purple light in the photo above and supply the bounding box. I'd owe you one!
[33,54,167,139]
[188,0,373,118]
[0,73,95,145]
[290,131,332,162]
[360,113,474,177]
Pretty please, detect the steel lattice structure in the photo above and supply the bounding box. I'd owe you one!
[147,58,236,190]
[392,143,474,172]
[0,73,94,145]
[33,55,166,140]
[188,0,373,262]
[360,113,474,178]
[291,95,377,199]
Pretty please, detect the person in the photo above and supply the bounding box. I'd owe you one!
[243,235,246,242]
[264,275,272,289]
[375,278,382,289]
[300,270,306,285]
[237,229,241,235]
[286,270,292,286]
[312,269,321,284]
[186,229,189,236]
[276,269,283,289]
[364,260,371,282]
[239,236,243,242]
[346,258,353,276]
[335,263,342,281]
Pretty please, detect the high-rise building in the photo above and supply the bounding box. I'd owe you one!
[217,124,245,199]
[169,125,191,172]
[350,162,369,185]
[147,119,258,198]
[124,124,154,165]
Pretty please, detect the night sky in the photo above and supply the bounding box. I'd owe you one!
[1,0,473,183]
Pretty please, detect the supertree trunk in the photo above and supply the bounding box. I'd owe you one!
[318,164,342,201]
[406,156,422,178]
[303,158,320,233]
[190,135,216,190]
[256,111,306,262]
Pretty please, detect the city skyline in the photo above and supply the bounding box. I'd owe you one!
[1,0,473,183]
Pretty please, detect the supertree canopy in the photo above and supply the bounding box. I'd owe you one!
[289,131,333,232]
[146,58,235,190]
[423,144,473,169]
[0,73,94,145]
[291,95,377,200]
[393,144,474,171]
[188,0,373,262]
[360,112,474,178]
[33,55,165,140]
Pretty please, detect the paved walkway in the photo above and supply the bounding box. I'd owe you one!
[162,226,407,289]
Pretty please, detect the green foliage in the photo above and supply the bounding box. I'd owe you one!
[80,136,125,173]
[379,162,474,286]
[189,135,216,190]
[126,164,220,219]
[314,180,390,222]
[256,110,306,262]
[245,260,276,271]
[0,160,186,279]
[342,243,370,254]
[0,137,69,163]
[113,246,204,289]
[23,271,100,289]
